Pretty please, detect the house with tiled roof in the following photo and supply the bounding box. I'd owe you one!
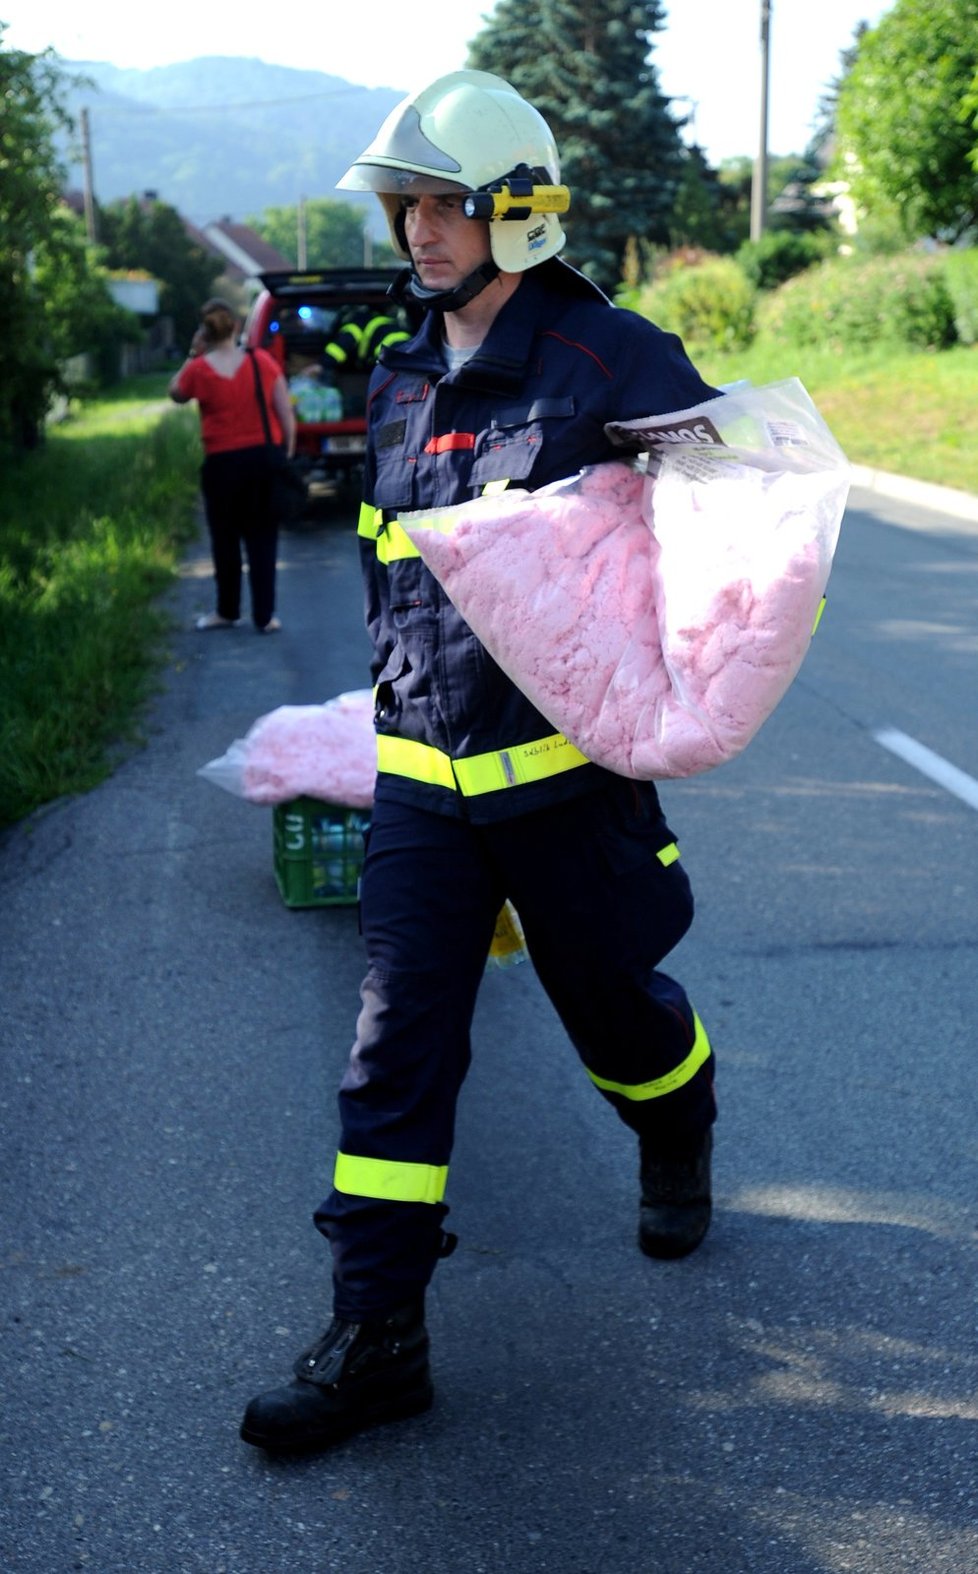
[197,218,293,292]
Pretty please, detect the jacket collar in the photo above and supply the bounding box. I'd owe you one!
[379,260,610,394]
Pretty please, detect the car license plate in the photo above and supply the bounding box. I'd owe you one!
[322,435,366,455]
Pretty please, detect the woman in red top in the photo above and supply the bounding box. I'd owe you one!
[169,298,296,632]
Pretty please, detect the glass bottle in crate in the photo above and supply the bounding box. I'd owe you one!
[311,816,342,899]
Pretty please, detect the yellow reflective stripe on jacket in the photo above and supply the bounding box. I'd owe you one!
[363,499,511,564]
[812,596,826,636]
[376,734,457,791]
[586,1011,711,1102]
[357,505,421,562]
[453,733,588,793]
[376,520,421,563]
[357,480,508,542]
[657,841,680,867]
[376,731,589,796]
[333,1151,448,1205]
[364,482,591,799]
[358,502,382,540]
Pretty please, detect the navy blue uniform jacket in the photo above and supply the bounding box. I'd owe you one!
[360,259,719,823]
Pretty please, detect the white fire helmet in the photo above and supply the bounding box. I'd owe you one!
[337,69,567,274]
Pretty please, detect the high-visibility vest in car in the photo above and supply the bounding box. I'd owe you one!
[325,312,409,367]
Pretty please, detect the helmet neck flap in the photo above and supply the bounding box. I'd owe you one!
[389,259,501,315]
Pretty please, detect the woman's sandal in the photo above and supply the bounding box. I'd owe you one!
[195,612,237,631]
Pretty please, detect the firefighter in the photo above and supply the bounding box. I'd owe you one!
[323,304,410,369]
[242,69,721,1455]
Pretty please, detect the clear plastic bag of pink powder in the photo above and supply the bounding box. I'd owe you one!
[400,378,850,779]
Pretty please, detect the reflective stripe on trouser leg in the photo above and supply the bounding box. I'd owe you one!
[489,779,717,1140]
[333,1152,448,1205]
[315,960,470,1319]
[314,798,502,1319]
[568,979,715,1139]
[585,1010,712,1101]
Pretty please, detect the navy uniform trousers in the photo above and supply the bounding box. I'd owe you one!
[315,776,716,1319]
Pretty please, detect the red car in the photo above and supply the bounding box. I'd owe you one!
[242,268,415,497]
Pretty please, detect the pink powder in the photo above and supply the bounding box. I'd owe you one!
[239,690,376,806]
[404,459,842,779]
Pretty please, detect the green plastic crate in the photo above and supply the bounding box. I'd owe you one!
[273,796,370,908]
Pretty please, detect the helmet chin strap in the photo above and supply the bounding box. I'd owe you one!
[389,261,500,315]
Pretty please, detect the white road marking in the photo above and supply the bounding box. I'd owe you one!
[874,727,978,812]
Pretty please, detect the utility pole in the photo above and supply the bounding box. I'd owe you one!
[297,195,307,269]
[750,0,771,242]
[80,107,98,243]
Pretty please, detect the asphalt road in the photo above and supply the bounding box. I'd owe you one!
[2,478,976,1574]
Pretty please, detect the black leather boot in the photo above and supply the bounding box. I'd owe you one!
[638,1129,713,1260]
[240,1298,432,1453]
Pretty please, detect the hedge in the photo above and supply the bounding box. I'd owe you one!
[756,252,956,352]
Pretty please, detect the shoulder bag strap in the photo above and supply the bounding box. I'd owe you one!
[246,348,275,448]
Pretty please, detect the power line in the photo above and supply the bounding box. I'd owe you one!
[79,83,373,116]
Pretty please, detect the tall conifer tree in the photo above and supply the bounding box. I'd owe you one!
[467,0,684,287]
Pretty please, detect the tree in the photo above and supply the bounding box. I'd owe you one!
[809,21,870,163]
[34,207,139,381]
[0,29,65,445]
[834,0,978,242]
[249,198,397,268]
[0,29,128,446]
[667,147,720,250]
[766,152,836,235]
[667,145,739,253]
[98,195,223,344]
[710,156,815,254]
[467,0,687,289]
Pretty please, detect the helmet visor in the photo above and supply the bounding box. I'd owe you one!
[338,162,470,196]
[338,101,471,194]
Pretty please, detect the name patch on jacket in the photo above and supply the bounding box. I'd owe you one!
[376,419,407,450]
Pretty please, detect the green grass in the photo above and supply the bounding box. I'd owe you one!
[0,377,202,829]
[694,341,978,494]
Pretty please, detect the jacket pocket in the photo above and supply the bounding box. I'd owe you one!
[387,558,438,632]
[372,447,415,512]
[469,397,575,488]
[373,643,410,726]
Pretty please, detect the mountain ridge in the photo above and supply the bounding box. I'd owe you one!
[54,56,405,229]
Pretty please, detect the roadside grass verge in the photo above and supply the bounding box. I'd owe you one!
[695,341,978,494]
[0,378,202,829]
